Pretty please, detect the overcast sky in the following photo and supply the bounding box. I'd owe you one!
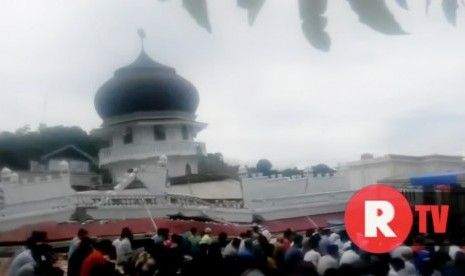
[0,1,464,169]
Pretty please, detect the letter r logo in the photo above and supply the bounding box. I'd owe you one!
[364,200,396,237]
[345,185,413,254]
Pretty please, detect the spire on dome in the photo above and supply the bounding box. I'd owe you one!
[138,28,146,51]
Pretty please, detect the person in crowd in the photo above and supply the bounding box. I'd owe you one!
[17,243,64,276]
[133,251,156,276]
[153,228,169,245]
[158,234,184,276]
[284,234,304,273]
[182,227,197,253]
[8,231,48,276]
[317,244,339,275]
[319,229,331,256]
[251,224,260,239]
[68,228,89,259]
[113,227,134,267]
[303,236,321,267]
[216,231,229,250]
[339,241,360,266]
[67,237,93,276]
[223,237,241,257]
[80,239,118,276]
[282,228,293,251]
[199,227,213,245]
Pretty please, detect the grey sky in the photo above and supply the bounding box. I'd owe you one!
[0,1,464,169]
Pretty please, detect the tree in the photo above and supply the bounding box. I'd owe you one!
[312,163,336,176]
[0,125,104,171]
[166,0,462,51]
[256,159,273,176]
[282,167,303,177]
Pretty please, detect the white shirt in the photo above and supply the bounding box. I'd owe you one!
[390,245,411,259]
[449,245,463,260]
[114,237,132,264]
[339,249,360,265]
[317,255,338,275]
[303,249,321,266]
[8,249,34,276]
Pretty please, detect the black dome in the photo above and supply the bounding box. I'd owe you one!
[95,50,199,119]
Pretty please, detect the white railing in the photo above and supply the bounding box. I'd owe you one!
[249,190,354,209]
[0,196,75,217]
[99,142,206,164]
[74,193,243,209]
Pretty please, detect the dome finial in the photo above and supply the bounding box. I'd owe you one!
[137,28,146,51]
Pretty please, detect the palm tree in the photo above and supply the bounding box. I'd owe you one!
[170,0,461,51]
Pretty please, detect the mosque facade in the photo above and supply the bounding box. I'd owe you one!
[0,46,464,237]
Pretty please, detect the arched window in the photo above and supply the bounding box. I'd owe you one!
[182,125,188,140]
[154,125,166,141]
[123,127,133,144]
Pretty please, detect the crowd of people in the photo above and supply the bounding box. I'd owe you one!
[6,225,465,276]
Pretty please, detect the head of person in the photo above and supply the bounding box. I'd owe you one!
[252,224,260,234]
[327,244,339,258]
[283,228,293,239]
[26,231,48,249]
[293,234,304,248]
[244,239,254,251]
[339,230,349,242]
[31,231,48,242]
[171,233,182,245]
[232,237,241,249]
[77,228,88,239]
[204,227,212,235]
[158,228,169,239]
[94,239,114,257]
[78,237,93,251]
[371,257,390,276]
[31,243,57,271]
[190,227,197,235]
[309,235,321,250]
[455,251,465,268]
[390,258,405,272]
[401,247,413,261]
[218,232,227,243]
[120,227,133,241]
[350,241,359,252]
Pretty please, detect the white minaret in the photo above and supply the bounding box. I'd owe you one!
[93,31,207,180]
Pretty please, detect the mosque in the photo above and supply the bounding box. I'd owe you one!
[0,36,464,243]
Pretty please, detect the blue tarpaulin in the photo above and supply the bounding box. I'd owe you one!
[409,171,465,187]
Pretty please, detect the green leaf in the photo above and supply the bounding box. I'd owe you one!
[299,0,331,51]
[347,0,406,34]
[237,0,266,26]
[442,0,459,26]
[182,0,212,33]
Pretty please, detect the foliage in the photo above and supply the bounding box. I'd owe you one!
[311,163,336,176]
[0,125,103,171]
[169,0,462,51]
[197,152,239,179]
[256,159,273,176]
[250,160,336,178]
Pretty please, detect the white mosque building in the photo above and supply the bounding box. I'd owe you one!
[0,43,464,237]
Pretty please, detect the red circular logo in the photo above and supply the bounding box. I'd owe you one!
[345,184,413,253]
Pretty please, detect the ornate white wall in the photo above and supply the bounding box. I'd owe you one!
[240,173,350,208]
[341,154,465,190]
